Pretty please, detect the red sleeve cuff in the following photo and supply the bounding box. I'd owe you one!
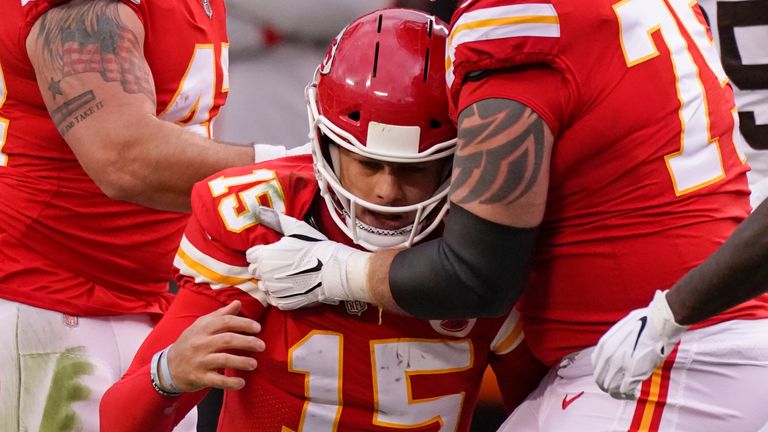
[456,65,571,138]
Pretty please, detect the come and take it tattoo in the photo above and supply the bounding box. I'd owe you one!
[451,98,546,206]
[35,0,155,135]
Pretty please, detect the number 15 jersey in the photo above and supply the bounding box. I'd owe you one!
[101,156,548,432]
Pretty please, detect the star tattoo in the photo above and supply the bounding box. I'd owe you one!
[48,77,63,100]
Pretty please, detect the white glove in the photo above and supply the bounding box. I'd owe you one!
[592,290,688,400]
[252,142,312,163]
[245,207,372,310]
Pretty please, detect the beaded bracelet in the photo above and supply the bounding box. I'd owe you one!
[150,348,181,397]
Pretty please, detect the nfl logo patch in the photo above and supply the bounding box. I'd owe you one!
[344,300,368,316]
[430,318,477,337]
[62,314,79,328]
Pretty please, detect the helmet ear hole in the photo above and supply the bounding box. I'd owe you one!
[430,119,442,129]
[347,111,361,122]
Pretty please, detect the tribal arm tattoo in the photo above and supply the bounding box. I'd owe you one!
[451,98,547,206]
[34,0,155,106]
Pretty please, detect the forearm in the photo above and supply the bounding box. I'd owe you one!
[111,116,254,211]
[26,1,258,212]
[100,364,206,432]
[666,199,768,325]
[385,204,537,319]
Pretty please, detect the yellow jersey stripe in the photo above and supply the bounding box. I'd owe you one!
[449,15,559,47]
[637,365,664,430]
[176,247,256,286]
[494,321,524,354]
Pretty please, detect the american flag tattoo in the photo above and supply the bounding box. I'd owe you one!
[37,0,155,104]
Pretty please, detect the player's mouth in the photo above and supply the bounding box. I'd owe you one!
[360,210,413,230]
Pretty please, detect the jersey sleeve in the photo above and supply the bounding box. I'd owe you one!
[99,289,219,432]
[18,0,146,47]
[446,0,573,130]
[457,66,571,137]
[174,158,318,319]
[487,308,549,411]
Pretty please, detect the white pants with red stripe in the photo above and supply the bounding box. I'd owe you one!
[0,299,197,432]
[499,319,768,432]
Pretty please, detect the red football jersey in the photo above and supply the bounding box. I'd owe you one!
[100,157,547,432]
[447,0,768,365]
[0,0,229,315]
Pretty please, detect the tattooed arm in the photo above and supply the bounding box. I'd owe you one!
[362,97,554,317]
[26,0,254,212]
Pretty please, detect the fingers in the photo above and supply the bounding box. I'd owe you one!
[208,332,265,353]
[256,206,327,240]
[204,372,247,391]
[203,313,262,336]
[204,352,258,372]
[211,299,242,317]
[169,343,261,392]
[182,353,257,391]
[256,206,285,233]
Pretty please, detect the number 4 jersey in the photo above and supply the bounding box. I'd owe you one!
[446,0,768,365]
[101,156,548,432]
[0,0,228,316]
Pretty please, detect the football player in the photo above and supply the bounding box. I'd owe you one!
[592,0,768,406]
[247,0,768,430]
[99,9,546,431]
[0,0,311,430]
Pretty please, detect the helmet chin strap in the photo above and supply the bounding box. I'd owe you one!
[341,210,419,250]
[341,209,414,237]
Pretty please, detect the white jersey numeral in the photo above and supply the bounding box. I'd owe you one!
[287,331,344,432]
[614,0,739,195]
[372,339,472,431]
[159,43,229,138]
[286,334,473,431]
[208,170,286,233]
[0,63,8,166]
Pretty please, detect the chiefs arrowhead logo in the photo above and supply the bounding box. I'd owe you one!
[441,320,469,332]
[430,318,477,337]
[319,25,348,75]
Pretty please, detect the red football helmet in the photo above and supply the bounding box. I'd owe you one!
[307,8,456,250]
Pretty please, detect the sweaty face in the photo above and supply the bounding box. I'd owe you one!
[336,147,447,230]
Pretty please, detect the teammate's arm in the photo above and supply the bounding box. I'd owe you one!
[25,0,256,212]
[367,97,553,318]
[665,198,768,324]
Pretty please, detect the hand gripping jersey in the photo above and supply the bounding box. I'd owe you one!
[447,0,768,365]
[101,156,547,432]
[0,0,229,315]
[697,0,768,208]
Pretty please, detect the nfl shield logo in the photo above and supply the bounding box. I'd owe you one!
[62,314,79,328]
[344,300,368,316]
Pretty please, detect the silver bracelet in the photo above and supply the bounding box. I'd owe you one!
[150,348,181,397]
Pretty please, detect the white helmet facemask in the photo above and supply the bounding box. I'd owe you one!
[306,83,456,251]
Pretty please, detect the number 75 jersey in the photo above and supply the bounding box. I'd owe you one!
[445,0,768,366]
[176,157,546,431]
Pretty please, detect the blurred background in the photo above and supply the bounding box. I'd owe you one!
[205,1,509,430]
